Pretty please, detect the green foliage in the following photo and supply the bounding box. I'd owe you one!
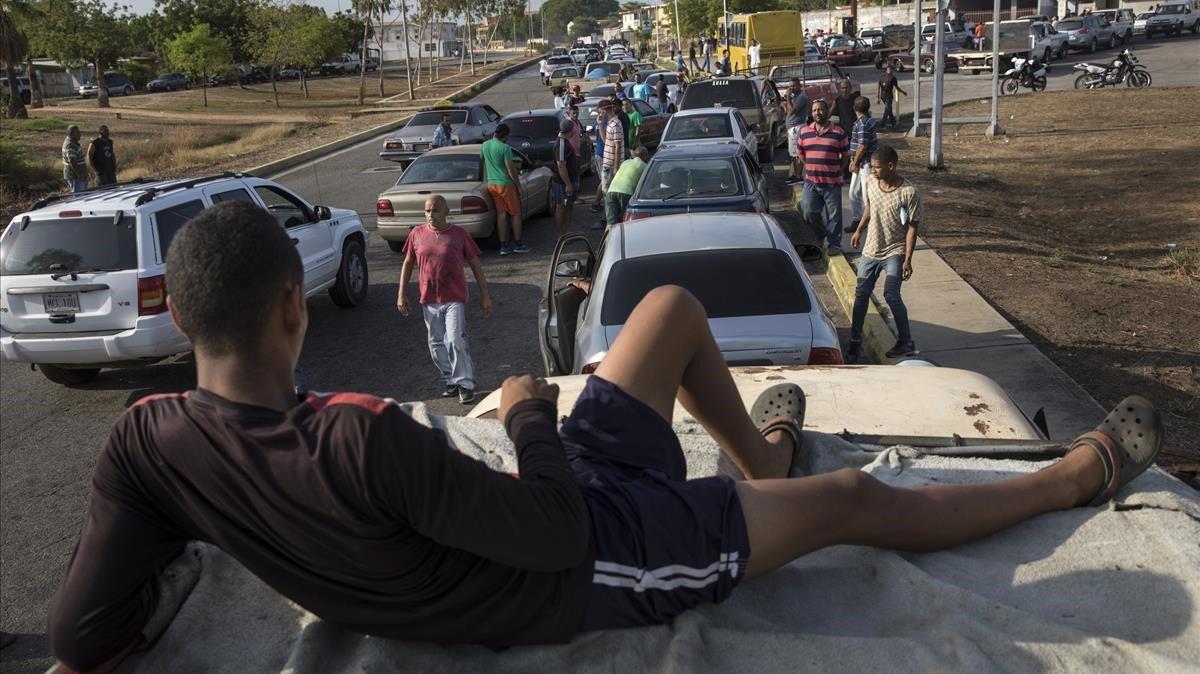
[567,15,598,39]
[330,10,368,54]
[541,0,618,39]
[292,14,345,71]
[154,0,253,63]
[114,60,152,88]
[32,0,130,71]
[0,134,58,186]
[16,116,70,131]
[166,23,231,79]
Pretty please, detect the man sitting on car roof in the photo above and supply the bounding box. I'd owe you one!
[47,203,1166,674]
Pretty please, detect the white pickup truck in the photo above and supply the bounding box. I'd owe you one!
[1094,8,1137,44]
[1143,0,1200,36]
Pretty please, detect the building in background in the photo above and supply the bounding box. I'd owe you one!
[378,19,459,61]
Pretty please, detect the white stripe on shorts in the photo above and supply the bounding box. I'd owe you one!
[592,552,740,593]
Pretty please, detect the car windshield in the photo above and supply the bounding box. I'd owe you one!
[0,217,138,275]
[407,110,467,126]
[679,80,758,110]
[1057,20,1084,30]
[505,116,561,139]
[587,63,622,76]
[1138,12,1154,18]
[829,38,854,47]
[664,113,734,141]
[396,155,481,184]
[637,157,744,200]
[589,84,616,97]
[549,57,573,65]
[1156,5,1184,13]
[602,249,810,326]
[862,30,882,37]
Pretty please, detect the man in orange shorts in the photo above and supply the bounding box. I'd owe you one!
[481,123,529,255]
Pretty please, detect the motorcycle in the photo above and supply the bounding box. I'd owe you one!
[1073,48,1152,89]
[1000,57,1048,95]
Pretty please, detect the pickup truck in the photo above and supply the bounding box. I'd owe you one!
[955,19,1058,74]
[921,22,973,48]
[1030,21,1069,61]
[1094,8,1136,43]
[768,60,859,110]
[1143,0,1200,36]
[319,54,360,76]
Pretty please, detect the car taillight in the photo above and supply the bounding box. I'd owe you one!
[808,347,843,365]
[461,196,489,214]
[138,275,167,316]
[385,142,402,150]
[376,199,394,217]
[581,361,601,374]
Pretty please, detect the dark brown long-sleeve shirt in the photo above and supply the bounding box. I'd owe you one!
[49,389,593,671]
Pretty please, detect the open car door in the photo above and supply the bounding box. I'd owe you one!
[538,233,595,376]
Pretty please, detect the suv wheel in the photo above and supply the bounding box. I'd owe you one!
[1108,33,1117,49]
[123,85,133,96]
[329,239,369,307]
[386,239,404,253]
[39,365,100,386]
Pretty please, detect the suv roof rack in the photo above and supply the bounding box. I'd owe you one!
[29,172,254,211]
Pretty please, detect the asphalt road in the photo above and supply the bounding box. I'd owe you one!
[2,36,1195,671]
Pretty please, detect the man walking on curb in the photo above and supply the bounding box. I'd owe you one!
[847,145,922,363]
[877,65,906,130]
[87,125,117,187]
[551,118,579,238]
[847,96,878,230]
[398,195,493,404]
[783,78,810,185]
[62,125,88,193]
[600,99,625,222]
[481,124,529,255]
[701,38,712,73]
[603,146,649,225]
[689,41,700,74]
[797,99,849,255]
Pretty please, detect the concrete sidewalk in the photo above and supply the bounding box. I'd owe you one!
[793,183,1105,440]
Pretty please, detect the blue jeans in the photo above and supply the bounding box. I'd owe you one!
[881,100,896,127]
[801,182,843,249]
[658,98,669,115]
[422,301,475,389]
[851,254,912,345]
[68,178,89,192]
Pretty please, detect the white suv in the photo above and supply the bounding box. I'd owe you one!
[0,173,370,386]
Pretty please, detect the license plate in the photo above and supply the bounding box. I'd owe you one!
[43,292,81,313]
[412,143,429,151]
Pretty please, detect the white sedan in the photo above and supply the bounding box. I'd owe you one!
[657,107,759,159]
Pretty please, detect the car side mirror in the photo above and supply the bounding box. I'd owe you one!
[314,205,332,220]
[555,259,585,278]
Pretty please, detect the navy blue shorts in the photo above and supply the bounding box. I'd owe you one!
[560,376,750,632]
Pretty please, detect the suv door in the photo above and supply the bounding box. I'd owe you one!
[760,80,783,146]
[539,233,595,375]
[251,184,335,293]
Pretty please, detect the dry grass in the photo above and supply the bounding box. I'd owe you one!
[117,124,296,179]
[1167,248,1200,279]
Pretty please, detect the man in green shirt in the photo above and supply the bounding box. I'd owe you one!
[481,124,529,255]
[603,146,649,225]
[622,98,642,150]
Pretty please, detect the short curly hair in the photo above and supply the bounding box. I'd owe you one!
[165,201,303,355]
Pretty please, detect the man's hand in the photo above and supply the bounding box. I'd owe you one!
[499,375,560,426]
[851,228,863,249]
[397,294,411,317]
[902,259,913,281]
[481,295,493,317]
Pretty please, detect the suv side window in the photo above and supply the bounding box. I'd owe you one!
[210,187,254,203]
[153,199,205,261]
[253,185,312,228]
[484,105,502,122]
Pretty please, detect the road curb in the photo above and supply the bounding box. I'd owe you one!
[249,54,544,178]
[790,184,895,364]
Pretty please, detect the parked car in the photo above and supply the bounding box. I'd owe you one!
[921,22,974,47]
[146,72,190,92]
[1144,0,1200,36]
[768,61,860,122]
[277,68,302,80]
[500,109,599,165]
[887,43,960,73]
[2,75,32,104]
[379,104,502,163]
[0,173,369,386]
[375,145,552,250]
[1133,11,1156,35]
[568,48,592,65]
[804,44,822,62]
[826,37,875,65]
[677,75,786,164]
[541,55,575,84]
[860,28,884,48]
[1030,21,1070,61]
[1094,8,1136,43]
[657,107,759,158]
[360,58,379,73]
[1057,15,1119,52]
[319,54,360,76]
[623,144,770,222]
[537,213,841,375]
[79,72,135,97]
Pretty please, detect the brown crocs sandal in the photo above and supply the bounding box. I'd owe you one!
[751,384,808,477]
[1072,395,1164,507]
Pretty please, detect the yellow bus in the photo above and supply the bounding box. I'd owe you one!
[718,11,805,75]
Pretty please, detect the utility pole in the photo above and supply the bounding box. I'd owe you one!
[930,4,945,167]
[401,1,414,100]
[907,0,925,137]
[674,0,681,50]
[985,0,1004,136]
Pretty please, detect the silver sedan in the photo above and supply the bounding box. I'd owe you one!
[539,212,843,375]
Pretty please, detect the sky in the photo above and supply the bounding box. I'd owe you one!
[122,0,555,17]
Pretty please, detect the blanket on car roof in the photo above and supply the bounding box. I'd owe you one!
[111,404,1200,674]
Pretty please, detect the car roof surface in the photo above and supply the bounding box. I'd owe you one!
[618,213,778,259]
[652,143,745,159]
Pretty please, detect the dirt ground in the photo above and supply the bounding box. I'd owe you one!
[0,53,529,221]
[888,87,1200,484]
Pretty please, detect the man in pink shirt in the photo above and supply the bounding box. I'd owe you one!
[397,195,493,404]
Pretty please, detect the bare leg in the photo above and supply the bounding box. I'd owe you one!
[594,285,791,480]
[736,446,1106,579]
[512,212,524,242]
[497,213,510,243]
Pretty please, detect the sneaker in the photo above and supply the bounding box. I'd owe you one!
[845,340,862,364]
[827,246,843,257]
[441,384,458,398]
[499,242,511,256]
[784,176,801,185]
[512,241,531,254]
[458,387,475,405]
[886,341,916,359]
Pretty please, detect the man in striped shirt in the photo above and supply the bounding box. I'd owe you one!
[602,99,624,184]
[847,96,879,229]
[797,99,850,255]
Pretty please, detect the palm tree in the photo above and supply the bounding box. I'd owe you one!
[1,3,30,118]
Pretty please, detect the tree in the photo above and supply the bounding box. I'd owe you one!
[8,0,47,109]
[540,0,617,41]
[350,0,392,104]
[567,15,597,40]
[292,13,344,98]
[330,9,367,54]
[245,1,296,108]
[35,0,132,109]
[1,2,30,118]
[154,0,253,64]
[165,22,230,107]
